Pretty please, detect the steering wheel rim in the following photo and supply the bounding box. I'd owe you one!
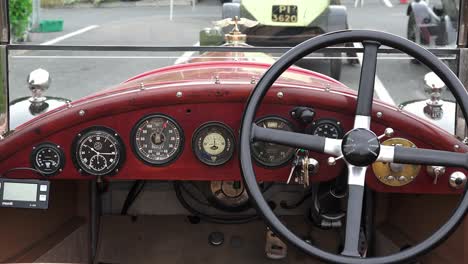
[239,30,468,264]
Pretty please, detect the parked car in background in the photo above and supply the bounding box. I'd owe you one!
[204,0,349,80]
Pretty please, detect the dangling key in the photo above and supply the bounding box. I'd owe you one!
[287,154,301,184]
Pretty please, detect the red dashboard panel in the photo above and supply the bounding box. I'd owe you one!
[0,62,466,195]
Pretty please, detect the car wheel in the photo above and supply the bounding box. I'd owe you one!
[222,3,240,19]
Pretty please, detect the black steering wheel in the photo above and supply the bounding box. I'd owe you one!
[239,30,468,264]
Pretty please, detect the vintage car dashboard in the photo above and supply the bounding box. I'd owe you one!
[0,62,466,195]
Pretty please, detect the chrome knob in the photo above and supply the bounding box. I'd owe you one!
[27,68,50,103]
[449,171,467,190]
[327,156,343,166]
[378,128,394,140]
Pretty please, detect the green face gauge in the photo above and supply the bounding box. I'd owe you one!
[192,122,235,166]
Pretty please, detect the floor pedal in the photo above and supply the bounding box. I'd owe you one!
[265,230,287,260]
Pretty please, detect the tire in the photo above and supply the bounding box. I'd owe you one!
[222,3,241,19]
[330,54,342,81]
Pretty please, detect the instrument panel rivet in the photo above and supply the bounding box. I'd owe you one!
[78,109,86,116]
[250,76,256,84]
[376,112,383,118]
[325,84,331,92]
[140,83,145,90]
[176,91,183,98]
[277,91,284,98]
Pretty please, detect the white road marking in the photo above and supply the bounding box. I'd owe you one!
[174,41,199,64]
[353,42,396,106]
[40,25,99,45]
[382,0,393,8]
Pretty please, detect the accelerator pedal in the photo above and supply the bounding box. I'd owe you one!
[265,230,287,259]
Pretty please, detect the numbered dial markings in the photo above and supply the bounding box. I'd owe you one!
[308,119,343,139]
[133,115,183,166]
[193,122,235,166]
[31,143,65,176]
[75,129,124,176]
[252,117,295,167]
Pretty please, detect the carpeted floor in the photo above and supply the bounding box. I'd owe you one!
[97,215,338,264]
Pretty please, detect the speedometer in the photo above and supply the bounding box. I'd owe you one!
[252,116,295,167]
[73,127,124,176]
[132,114,184,166]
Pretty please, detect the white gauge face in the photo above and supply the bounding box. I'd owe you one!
[193,122,235,166]
[202,132,226,155]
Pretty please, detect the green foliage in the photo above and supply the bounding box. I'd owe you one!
[9,0,33,40]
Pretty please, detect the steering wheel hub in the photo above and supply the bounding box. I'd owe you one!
[342,128,380,166]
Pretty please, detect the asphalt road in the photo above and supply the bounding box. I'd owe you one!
[8,0,457,107]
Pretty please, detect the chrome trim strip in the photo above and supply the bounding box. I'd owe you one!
[377,145,395,163]
[7,45,460,55]
[353,115,371,129]
[347,165,367,186]
[324,138,342,156]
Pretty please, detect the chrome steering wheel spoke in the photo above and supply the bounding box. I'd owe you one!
[376,145,468,170]
[340,41,381,257]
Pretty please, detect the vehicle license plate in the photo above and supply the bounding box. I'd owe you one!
[272,5,298,23]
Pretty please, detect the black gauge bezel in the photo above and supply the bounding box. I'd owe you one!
[72,126,125,176]
[306,118,344,139]
[30,142,65,176]
[252,115,296,168]
[131,114,184,167]
[192,122,236,166]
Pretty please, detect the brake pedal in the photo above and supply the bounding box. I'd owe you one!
[265,230,287,259]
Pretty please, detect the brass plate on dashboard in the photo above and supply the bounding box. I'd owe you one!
[372,138,421,187]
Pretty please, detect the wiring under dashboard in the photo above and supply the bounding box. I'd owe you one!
[0,167,45,178]
[174,181,260,224]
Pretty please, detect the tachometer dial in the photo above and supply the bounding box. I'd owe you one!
[31,143,65,176]
[132,114,184,166]
[307,118,343,139]
[73,127,124,176]
[192,122,235,166]
[252,116,295,167]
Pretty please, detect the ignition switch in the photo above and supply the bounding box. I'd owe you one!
[290,107,315,124]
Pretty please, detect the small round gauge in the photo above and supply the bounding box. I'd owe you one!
[192,122,235,166]
[132,114,184,166]
[252,116,295,167]
[203,181,250,212]
[73,127,124,176]
[31,143,65,176]
[307,118,343,139]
